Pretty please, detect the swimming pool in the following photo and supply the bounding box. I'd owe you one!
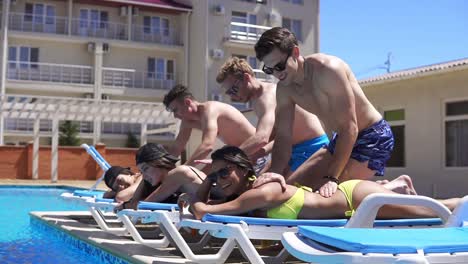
[0,186,127,264]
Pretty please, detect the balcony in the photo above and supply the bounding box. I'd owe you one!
[9,12,68,35]
[102,68,175,90]
[227,22,271,43]
[131,24,181,45]
[7,61,93,85]
[71,19,128,40]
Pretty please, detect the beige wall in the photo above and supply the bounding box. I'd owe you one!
[363,69,468,198]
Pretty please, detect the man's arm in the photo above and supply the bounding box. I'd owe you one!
[239,94,276,159]
[184,109,218,166]
[318,64,358,197]
[169,121,192,157]
[269,88,295,175]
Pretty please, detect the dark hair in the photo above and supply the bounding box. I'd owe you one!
[211,146,256,177]
[254,27,298,60]
[104,166,133,191]
[135,143,179,170]
[163,84,194,109]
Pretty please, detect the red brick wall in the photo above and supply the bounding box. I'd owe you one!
[0,144,137,180]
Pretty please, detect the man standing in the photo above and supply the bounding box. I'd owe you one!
[163,84,268,174]
[216,57,328,176]
[254,27,394,197]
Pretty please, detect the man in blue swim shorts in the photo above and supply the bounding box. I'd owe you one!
[217,57,328,176]
[253,27,395,197]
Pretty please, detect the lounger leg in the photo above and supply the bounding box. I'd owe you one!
[119,214,171,248]
[89,207,128,235]
[158,213,236,263]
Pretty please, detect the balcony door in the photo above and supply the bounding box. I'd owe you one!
[79,9,108,37]
[231,12,257,41]
[24,3,56,33]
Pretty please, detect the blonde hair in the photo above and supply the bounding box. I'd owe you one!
[216,57,255,83]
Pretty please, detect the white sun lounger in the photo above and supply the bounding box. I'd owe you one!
[117,202,211,250]
[281,193,468,264]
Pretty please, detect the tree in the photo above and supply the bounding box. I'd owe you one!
[59,121,81,146]
[126,131,139,148]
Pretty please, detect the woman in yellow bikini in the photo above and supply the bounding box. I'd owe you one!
[186,146,461,220]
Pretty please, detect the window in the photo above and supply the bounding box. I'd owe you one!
[79,9,108,29]
[231,11,257,40]
[147,58,175,80]
[282,18,302,41]
[102,122,141,135]
[445,100,468,167]
[232,54,258,69]
[282,0,303,4]
[384,109,405,167]
[8,46,39,69]
[143,16,170,36]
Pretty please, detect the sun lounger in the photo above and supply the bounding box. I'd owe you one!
[281,193,468,264]
[117,202,211,250]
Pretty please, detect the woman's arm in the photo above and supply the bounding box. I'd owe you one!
[115,175,142,203]
[190,184,283,219]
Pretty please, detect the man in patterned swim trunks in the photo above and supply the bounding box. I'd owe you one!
[253,27,396,197]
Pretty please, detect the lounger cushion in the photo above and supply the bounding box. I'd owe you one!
[202,214,442,228]
[203,214,348,227]
[298,226,468,254]
[73,190,104,198]
[138,201,179,211]
[95,198,115,203]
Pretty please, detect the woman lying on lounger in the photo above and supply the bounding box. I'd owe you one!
[184,145,461,220]
[116,143,219,210]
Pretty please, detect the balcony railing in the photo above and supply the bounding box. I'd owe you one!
[71,19,128,40]
[7,61,93,85]
[131,24,181,45]
[9,12,68,35]
[228,22,271,43]
[102,67,175,90]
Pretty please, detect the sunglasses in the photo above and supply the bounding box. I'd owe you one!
[262,54,291,75]
[225,79,240,96]
[207,167,233,182]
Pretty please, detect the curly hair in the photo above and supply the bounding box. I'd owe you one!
[211,146,256,177]
[255,27,298,60]
[216,57,255,83]
[163,84,194,109]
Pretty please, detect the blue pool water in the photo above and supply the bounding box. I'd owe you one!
[0,186,123,264]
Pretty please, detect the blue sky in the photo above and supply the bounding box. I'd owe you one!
[320,0,468,79]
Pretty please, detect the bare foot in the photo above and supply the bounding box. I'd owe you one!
[381,175,417,195]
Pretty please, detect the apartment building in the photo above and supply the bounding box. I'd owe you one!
[0,0,320,153]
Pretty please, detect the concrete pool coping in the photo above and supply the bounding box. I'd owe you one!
[30,211,300,264]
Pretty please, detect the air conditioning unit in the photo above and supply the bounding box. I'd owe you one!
[132,7,139,16]
[102,43,110,53]
[210,49,224,60]
[120,6,127,16]
[87,42,95,53]
[101,94,111,100]
[213,5,225,15]
[83,93,93,99]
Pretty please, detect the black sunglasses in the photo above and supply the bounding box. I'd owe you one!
[225,79,240,96]
[262,54,290,75]
[207,167,233,183]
